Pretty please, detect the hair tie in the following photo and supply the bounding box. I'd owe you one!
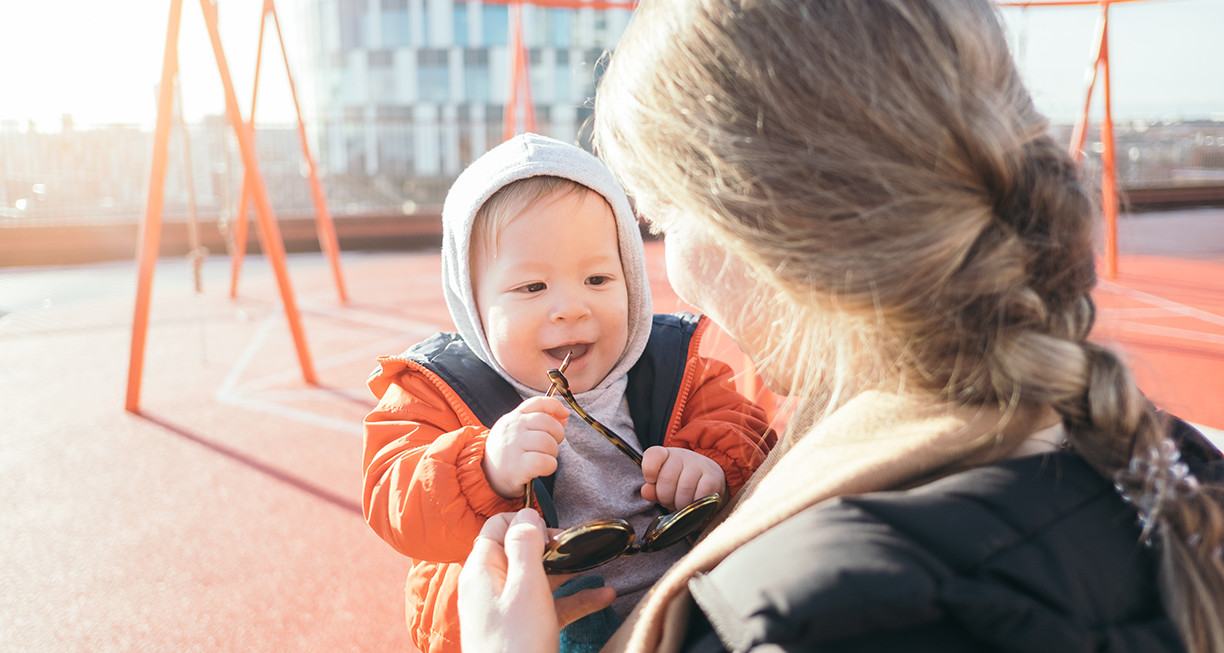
[1113,439,1201,545]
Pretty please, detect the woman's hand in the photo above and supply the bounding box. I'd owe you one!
[459,509,617,652]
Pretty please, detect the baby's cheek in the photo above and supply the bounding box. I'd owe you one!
[482,312,516,363]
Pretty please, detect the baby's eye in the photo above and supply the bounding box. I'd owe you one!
[522,282,546,293]
[587,275,611,287]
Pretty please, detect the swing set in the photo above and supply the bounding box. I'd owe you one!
[125,0,343,413]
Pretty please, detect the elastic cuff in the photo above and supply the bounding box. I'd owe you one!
[455,430,520,515]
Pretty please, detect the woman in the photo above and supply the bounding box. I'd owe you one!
[458,1,1224,651]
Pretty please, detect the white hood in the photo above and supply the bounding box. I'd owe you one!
[440,132,653,398]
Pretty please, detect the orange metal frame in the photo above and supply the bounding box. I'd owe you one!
[1000,0,1163,279]
[229,0,347,303]
[502,3,538,140]
[126,0,318,413]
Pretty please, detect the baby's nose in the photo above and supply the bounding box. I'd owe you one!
[550,288,591,321]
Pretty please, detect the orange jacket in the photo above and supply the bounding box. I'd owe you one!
[362,315,775,653]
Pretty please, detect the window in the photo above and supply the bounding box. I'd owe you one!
[339,0,366,52]
[486,103,505,144]
[548,8,572,48]
[594,13,608,46]
[368,50,394,67]
[375,105,413,121]
[464,49,490,103]
[482,4,509,46]
[418,49,450,103]
[381,8,411,48]
[554,50,571,101]
[377,122,413,176]
[453,3,469,46]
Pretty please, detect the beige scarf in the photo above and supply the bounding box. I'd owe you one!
[601,390,1052,653]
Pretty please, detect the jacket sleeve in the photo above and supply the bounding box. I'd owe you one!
[663,355,777,495]
[362,356,521,563]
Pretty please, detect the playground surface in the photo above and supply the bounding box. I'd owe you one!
[2,208,1223,651]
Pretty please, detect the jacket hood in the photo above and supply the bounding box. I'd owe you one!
[440,133,652,397]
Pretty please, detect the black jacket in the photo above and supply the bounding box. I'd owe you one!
[680,426,1221,652]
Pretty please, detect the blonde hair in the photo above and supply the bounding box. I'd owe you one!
[471,175,592,262]
[593,0,1224,649]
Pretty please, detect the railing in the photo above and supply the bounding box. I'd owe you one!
[3,118,1223,232]
[0,119,458,229]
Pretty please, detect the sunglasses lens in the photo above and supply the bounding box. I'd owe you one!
[543,519,635,574]
[640,493,723,551]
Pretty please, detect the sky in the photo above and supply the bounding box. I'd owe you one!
[997,0,1224,123]
[0,0,1220,129]
[0,0,309,127]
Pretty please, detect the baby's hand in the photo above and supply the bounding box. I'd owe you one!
[483,396,569,499]
[640,447,727,511]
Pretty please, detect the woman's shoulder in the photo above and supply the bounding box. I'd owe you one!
[686,452,1183,652]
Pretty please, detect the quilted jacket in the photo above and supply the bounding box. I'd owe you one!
[677,421,1222,652]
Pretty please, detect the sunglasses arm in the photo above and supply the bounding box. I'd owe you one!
[550,383,644,467]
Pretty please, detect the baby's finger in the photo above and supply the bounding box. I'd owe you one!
[653,456,687,508]
[521,412,567,444]
[640,481,659,505]
[519,426,561,457]
[695,471,725,501]
[521,450,560,479]
[677,463,712,507]
[520,395,572,423]
[641,446,668,483]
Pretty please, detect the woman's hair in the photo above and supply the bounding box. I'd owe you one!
[593,0,1224,649]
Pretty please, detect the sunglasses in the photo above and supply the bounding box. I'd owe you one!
[533,362,724,574]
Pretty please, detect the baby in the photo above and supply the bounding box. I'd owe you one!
[361,133,775,653]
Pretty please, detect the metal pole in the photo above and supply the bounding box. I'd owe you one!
[126,0,185,413]
[271,0,349,303]
[200,0,317,384]
[1098,0,1119,279]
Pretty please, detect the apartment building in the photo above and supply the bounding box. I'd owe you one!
[300,0,633,205]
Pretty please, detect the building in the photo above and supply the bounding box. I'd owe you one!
[299,0,634,206]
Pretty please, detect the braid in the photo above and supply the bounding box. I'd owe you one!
[1000,135,1224,653]
[1069,344,1224,652]
[952,89,1224,653]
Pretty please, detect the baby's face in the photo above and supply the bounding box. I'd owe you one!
[472,189,629,394]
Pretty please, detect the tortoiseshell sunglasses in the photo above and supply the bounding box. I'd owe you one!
[533,364,723,574]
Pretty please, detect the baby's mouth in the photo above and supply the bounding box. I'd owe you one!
[545,343,590,363]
